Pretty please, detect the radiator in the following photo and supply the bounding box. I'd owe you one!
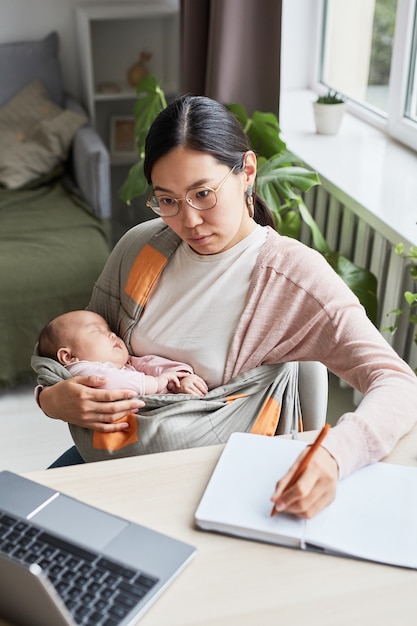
[301,183,417,373]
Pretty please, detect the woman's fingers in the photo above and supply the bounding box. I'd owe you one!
[270,447,338,518]
[39,376,145,430]
[85,413,137,432]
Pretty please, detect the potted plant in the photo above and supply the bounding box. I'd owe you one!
[313,89,346,135]
[120,76,377,324]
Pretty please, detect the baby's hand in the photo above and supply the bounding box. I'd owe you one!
[157,371,188,393]
[168,373,208,396]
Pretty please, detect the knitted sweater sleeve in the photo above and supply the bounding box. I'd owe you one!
[226,230,417,478]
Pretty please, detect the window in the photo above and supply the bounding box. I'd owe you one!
[315,0,417,151]
[404,3,417,121]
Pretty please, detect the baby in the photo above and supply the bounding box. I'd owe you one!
[38,310,208,396]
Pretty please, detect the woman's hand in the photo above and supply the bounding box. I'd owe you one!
[270,446,339,518]
[38,376,145,431]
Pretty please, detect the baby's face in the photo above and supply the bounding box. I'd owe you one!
[66,311,129,367]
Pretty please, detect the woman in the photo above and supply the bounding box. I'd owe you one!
[37,95,417,518]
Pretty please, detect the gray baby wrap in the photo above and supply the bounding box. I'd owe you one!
[32,355,301,462]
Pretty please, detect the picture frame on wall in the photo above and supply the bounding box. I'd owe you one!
[110,116,137,158]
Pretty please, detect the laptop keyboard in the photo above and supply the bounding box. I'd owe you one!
[0,510,159,626]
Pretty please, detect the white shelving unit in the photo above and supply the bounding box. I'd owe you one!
[76,3,179,165]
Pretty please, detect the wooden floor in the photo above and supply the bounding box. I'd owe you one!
[0,374,355,474]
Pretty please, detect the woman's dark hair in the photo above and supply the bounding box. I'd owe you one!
[144,95,275,229]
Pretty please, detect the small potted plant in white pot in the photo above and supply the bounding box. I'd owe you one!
[313,89,346,135]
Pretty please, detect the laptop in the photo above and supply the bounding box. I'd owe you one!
[0,470,196,626]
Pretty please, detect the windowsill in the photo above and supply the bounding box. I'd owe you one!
[279,90,417,247]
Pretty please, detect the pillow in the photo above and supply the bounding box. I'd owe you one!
[0,80,87,189]
[0,32,64,107]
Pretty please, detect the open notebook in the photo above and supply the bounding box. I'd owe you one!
[195,433,417,569]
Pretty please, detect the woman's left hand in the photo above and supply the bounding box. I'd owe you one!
[270,446,339,518]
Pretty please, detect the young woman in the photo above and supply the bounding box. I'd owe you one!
[36,95,417,518]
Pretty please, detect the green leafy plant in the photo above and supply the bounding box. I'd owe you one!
[120,76,377,324]
[384,243,417,373]
[119,75,167,203]
[315,89,345,105]
[226,103,324,245]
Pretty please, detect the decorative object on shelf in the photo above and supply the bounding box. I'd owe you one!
[119,75,377,323]
[313,90,346,135]
[110,116,137,158]
[127,50,152,88]
[97,81,121,94]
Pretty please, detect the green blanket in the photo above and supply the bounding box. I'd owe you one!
[0,176,110,387]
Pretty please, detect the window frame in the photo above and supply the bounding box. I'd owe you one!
[310,0,417,153]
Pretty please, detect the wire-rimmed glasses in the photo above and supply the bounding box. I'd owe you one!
[146,165,237,217]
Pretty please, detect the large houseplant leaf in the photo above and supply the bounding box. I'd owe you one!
[326,252,378,326]
[227,104,286,158]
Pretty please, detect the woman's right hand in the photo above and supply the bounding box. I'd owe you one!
[38,376,145,431]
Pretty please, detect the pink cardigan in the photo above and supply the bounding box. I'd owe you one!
[226,228,417,478]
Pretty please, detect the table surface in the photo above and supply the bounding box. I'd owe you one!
[3,425,417,626]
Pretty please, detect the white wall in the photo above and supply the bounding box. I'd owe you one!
[0,0,179,101]
[281,0,318,91]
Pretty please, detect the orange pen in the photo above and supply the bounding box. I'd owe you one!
[270,423,331,517]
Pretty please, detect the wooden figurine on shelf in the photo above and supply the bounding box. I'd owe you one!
[127,50,152,87]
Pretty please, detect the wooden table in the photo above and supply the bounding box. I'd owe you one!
[3,426,417,625]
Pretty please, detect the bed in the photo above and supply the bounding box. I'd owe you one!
[0,32,111,387]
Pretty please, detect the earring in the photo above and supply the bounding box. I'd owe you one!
[246,186,254,218]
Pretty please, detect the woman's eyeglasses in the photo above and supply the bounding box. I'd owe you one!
[146,166,237,217]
